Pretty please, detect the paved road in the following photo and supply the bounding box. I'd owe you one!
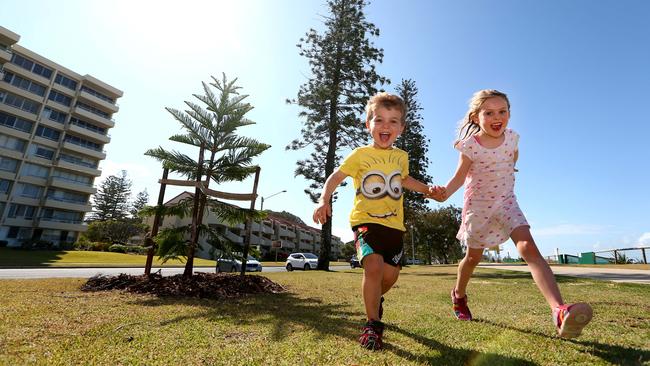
[479,264,650,284]
[0,265,351,279]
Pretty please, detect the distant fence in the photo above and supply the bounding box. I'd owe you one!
[546,246,649,265]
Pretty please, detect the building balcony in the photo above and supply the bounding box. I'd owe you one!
[0,147,23,160]
[17,175,47,187]
[61,141,106,160]
[0,125,31,140]
[278,227,296,238]
[56,157,102,176]
[0,170,16,181]
[299,242,313,251]
[2,63,50,89]
[0,48,12,63]
[223,229,243,244]
[280,239,295,250]
[72,105,114,128]
[78,89,119,113]
[68,123,110,144]
[36,217,87,232]
[2,217,34,227]
[43,198,92,213]
[49,176,97,194]
[11,196,40,206]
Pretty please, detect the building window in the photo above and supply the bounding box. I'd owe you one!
[8,204,36,219]
[58,153,98,169]
[54,73,78,91]
[0,179,12,194]
[64,134,102,151]
[21,163,49,178]
[10,54,52,79]
[48,90,72,107]
[7,226,19,238]
[35,125,61,141]
[0,157,18,173]
[0,133,27,152]
[29,144,55,160]
[52,170,92,185]
[76,102,109,119]
[0,92,40,114]
[80,86,114,104]
[42,107,67,124]
[17,183,43,199]
[2,71,46,96]
[69,117,106,135]
[0,111,34,133]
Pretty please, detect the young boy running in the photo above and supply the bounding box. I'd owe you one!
[313,92,443,350]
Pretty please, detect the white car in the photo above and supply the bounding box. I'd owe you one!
[286,252,318,271]
[216,254,263,273]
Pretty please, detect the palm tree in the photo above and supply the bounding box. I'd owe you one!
[145,74,270,277]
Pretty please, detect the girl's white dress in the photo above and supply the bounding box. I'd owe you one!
[455,129,529,249]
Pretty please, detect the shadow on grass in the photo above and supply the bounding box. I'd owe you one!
[476,318,649,365]
[0,247,64,267]
[388,324,536,366]
[131,293,535,365]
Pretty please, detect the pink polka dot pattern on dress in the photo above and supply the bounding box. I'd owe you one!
[455,129,529,249]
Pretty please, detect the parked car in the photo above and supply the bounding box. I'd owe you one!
[216,254,263,273]
[405,258,422,265]
[350,255,361,269]
[286,252,318,271]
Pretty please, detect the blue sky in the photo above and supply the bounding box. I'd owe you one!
[3,0,649,258]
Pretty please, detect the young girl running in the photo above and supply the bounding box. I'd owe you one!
[438,89,592,338]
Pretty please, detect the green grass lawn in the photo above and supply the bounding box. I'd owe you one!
[0,247,216,268]
[0,266,648,365]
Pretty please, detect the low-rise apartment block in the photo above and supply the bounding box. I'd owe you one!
[0,26,122,246]
[152,192,343,260]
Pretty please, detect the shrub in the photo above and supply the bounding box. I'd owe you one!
[108,244,128,253]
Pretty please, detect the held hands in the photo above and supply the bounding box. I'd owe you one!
[313,198,331,225]
[427,185,447,202]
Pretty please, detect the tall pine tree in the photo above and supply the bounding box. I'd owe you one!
[394,79,432,224]
[288,0,388,270]
[91,170,132,221]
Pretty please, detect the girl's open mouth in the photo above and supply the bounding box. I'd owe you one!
[491,123,503,131]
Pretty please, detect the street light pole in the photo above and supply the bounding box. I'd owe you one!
[260,190,287,262]
[261,190,287,211]
[410,225,416,265]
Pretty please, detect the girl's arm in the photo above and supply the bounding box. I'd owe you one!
[313,169,348,224]
[444,152,473,198]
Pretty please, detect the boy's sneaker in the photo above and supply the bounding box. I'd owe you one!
[553,303,593,338]
[451,288,472,321]
[359,320,384,351]
[379,296,384,320]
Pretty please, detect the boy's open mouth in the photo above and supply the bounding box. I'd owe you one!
[379,132,391,142]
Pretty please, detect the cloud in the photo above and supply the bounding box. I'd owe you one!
[532,224,605,236]
[637,232,650,247]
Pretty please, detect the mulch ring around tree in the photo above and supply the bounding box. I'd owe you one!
[81,272,286,300]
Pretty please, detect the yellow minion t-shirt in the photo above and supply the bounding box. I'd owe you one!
[339,146,409,232]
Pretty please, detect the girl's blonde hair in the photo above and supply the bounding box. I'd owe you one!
[456,89,510,143]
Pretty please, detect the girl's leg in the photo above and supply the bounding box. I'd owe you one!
[511,226,563,309]
[455,247,485,297]
[362,254,384,321]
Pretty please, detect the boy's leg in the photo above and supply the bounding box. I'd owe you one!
[511,226,562,309]
[455,247,484,297]
[362,253,384,321]
[381,262,400,294]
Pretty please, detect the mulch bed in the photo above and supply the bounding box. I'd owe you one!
[80,272,285,300]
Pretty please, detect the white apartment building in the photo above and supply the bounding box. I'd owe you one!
[0,26,122,247]
[153,192,344,260]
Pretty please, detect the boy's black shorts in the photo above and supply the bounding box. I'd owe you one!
[353,223,404,267]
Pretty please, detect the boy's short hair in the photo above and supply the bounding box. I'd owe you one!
[365,92,407,125]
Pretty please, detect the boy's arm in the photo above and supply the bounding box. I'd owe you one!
[313,169,348,224]
[444,152,473,198]
[402,175,430,194]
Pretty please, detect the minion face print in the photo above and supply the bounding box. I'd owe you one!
[351,149,407,221]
